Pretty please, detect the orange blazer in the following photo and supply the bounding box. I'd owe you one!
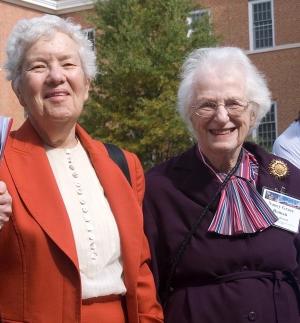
[0,120,163,323]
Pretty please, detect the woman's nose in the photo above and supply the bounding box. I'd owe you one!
[46,65,66,85]
[213,105,230,123]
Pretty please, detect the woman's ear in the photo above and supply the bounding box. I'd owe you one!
[84,78,91,101]
[11,80,26,108]
[249,105,258,127]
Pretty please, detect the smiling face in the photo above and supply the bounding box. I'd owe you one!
[190,69,256,171]
[14,31,90,136]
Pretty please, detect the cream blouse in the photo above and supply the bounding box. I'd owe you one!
[46,141,126,299]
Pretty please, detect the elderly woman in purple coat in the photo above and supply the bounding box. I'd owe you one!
[143,47,300,323]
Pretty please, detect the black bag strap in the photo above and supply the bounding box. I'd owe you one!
[161,149,243,306]
[104,143,132,186]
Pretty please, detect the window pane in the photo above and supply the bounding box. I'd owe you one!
[83,28,95,51]
[187,9,210,37]
[252,1,273,49]
[257,103,276,151]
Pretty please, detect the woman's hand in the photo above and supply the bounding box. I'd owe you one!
[0,181,12,230]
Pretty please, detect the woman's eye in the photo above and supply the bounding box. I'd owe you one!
[203,102,217,108]
[63,62,76,67]
[225,99,239,107]
[30,65,46,71]
[225,100,235,106]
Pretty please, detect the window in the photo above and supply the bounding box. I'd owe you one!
[83,28,95,50]
[249,0,274,50]
[187,9,210,38]
[255,102,277,151]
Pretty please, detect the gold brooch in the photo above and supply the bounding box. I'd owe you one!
[268,159,289,179]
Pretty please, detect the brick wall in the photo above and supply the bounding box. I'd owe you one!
[250,48,300,133]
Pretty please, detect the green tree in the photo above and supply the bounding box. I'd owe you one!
[81,0,218,169]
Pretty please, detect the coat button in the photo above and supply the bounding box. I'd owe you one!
[248,311,257,321]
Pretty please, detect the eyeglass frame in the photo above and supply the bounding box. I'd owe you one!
[191,97,255,118]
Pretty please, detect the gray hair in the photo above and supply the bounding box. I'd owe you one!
[177,47,272,133]
[5,14,97,87]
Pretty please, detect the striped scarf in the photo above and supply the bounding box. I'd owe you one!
[201,148,278,235]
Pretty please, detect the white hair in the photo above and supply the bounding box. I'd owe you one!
[5,14,97,87]
[177,47,272,133]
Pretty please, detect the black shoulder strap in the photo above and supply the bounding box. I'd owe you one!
[104,143,132,186]
[161,149,244,306]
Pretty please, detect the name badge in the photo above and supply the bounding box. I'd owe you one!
[262,187,300,233]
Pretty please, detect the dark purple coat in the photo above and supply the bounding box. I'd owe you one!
[143,143,300,323]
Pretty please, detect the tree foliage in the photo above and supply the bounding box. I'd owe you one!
[81,0,218,169]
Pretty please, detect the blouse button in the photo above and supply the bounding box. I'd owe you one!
[72,172,79,178]
[88,234,95,241]
[91,251,98,260]
[69,165,75,170]
[86,224,93,232]
[83,216,91,222]
[248,311,256,321]
[83,214,91,222]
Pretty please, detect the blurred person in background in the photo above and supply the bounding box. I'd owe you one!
[273,112,300,169]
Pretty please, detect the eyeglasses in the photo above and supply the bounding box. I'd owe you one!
[191,98,252,118]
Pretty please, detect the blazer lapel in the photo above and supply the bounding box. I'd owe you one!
[5,121,79,268]
[76,125,142,288]
[170,145,220,207]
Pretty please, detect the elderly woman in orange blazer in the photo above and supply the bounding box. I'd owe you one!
[0,15,163,323]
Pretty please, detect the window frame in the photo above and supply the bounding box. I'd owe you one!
[248,0,275,51]
[252,101,277,151]
[187,8,211,38]
[82,28,96,51]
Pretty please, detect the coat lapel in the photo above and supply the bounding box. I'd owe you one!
[169,146,220,207]
[5,121,79,268]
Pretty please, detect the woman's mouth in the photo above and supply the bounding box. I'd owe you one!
[210,127,236,135]
[44,90,69,99]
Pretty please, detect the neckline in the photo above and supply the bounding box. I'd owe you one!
[45,138,80,152]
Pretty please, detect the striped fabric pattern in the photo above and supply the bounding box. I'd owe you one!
[204,149,278,235]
